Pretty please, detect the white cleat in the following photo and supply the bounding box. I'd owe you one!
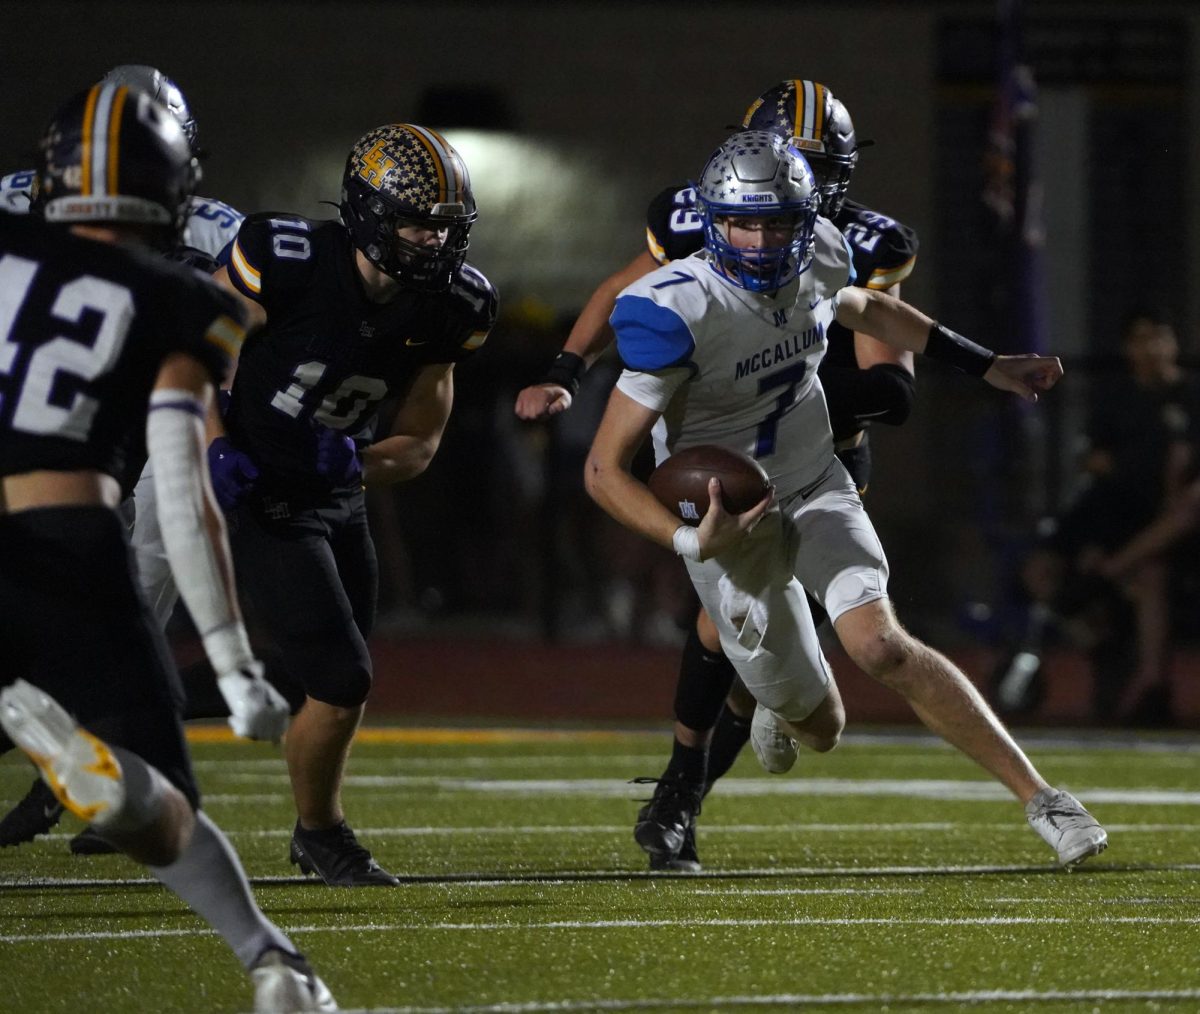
[749,703,799,774]
[1025,787,1108,869]
[250,949,337,1012]
[0,679,125,825]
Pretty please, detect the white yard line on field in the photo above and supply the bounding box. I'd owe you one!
[5,913,1200,946]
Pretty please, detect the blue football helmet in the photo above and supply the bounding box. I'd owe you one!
[694,130,820,293]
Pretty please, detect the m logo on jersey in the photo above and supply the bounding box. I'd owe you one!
[357,142,397,190]
[678,500,701,521]
[773,308,788,327]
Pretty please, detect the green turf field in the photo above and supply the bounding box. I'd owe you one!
[2,727,1199,1013]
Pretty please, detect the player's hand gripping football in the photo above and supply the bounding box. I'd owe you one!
[983,355,1064,403]
[696,477,775,560]
[217,660,290,742]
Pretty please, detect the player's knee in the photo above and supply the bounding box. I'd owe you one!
[846,626,914,683]
[304,662,373,708]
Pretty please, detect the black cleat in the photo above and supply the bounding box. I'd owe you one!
[632,774,702,867]
[649,822,702,873]
[0,777,64,847]
[289,820,399,886]
[68,827,118,855]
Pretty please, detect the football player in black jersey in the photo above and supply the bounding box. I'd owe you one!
[0,84,333,1011]
[211,123,498,887]
[515,80,919,872]
[0,64,304,857]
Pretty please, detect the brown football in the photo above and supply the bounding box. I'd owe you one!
[647,445,771,526]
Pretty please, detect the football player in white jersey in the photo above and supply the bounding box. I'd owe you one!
[585,130,1110,869]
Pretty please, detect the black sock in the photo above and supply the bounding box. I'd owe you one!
[666,737,707,786]
[705,708,752,789]
[673,624,737,731]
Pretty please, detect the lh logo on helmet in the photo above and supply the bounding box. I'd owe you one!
[357,142,396,190]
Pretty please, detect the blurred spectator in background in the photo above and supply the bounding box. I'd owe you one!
[1000,306,1199,725]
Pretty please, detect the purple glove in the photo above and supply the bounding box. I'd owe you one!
[207,436,260,511]
[314,426,362,485]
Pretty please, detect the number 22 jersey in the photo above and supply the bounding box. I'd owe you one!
[0,212,244,485]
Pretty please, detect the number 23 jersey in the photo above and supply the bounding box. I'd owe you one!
[224,213,497,494]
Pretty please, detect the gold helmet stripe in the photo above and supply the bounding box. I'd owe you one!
[796,80,827,148]
[106,86,129,197]
[424,126,466,200]
[88,84,118,197]
[80,85,102,196]
[405,125,450,205]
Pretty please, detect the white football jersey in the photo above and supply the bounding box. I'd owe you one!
[0,170,35,213]
[612,216,854,499]
[0,168,242,262]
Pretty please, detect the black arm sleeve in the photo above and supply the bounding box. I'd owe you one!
[821,362,916,429]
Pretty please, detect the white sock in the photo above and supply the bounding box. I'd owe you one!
[149,810,295,968]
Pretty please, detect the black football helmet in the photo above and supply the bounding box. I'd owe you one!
[742,80,859,217]
[36,83,198,246]
[101,64,198,152]
[340,123,476,292]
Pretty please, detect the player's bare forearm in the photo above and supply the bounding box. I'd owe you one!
[585,453,681,551]
[515,251,660,421]
[362,362,453,485]
[836,287,932,353]
[584,389,679,550]
[361,434,441,486]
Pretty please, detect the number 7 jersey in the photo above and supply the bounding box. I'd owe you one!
[611,217,854,499]
[224,213,497,495]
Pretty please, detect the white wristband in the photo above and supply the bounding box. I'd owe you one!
[672,525,702,562]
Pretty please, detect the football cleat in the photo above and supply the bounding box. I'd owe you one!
[749,704,799,774]
[250,947,337,1012]
[632,774,703,866]
[1025,788,1108,869]
[649,822,702,874]
[289,820,400,887]
[0,776,64,847]
[68,827,119,856]
[0,680,125,826]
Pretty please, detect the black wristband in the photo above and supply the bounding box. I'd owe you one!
[924,322,997,377]
[542,351,586,396]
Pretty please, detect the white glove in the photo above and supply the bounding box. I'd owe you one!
[217,660,290,742]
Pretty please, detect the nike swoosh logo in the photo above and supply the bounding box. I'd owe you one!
[405,338,429,347]
[808,299,822,309]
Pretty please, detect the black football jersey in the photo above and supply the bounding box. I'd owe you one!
[644,185,919,441]
[0,211,244,489]
[224,214,497,495]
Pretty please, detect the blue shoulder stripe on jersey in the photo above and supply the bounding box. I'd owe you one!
[841,232,857,286]
[611,294,696,371]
